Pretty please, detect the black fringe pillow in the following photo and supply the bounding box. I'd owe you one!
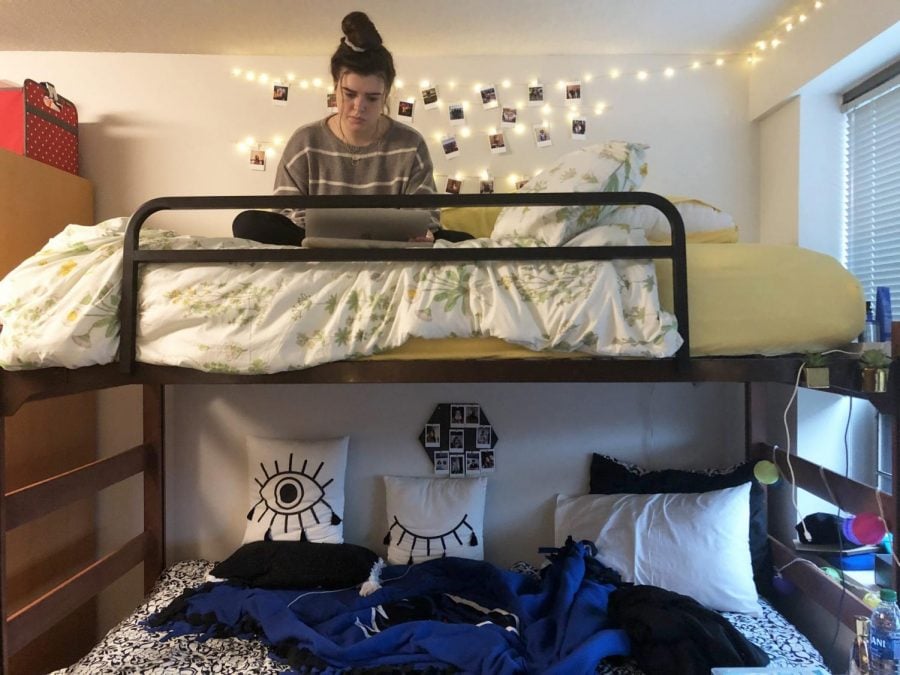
[211,540,378,589]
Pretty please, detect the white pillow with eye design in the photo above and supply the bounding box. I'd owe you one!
[383,476,487,565]
[242,436,349,545]
[554,483,760,614]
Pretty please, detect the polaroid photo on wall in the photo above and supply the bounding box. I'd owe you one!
[450,404,465,426]
[565,81,582,101]
[489,132,507,155]
[448,102,466,126]
[441,136,460,159]
[571,118,587,140]
[449,429,465,450]
[249,148,266,171]
[500,107,517,128]
[480,450,495,473]
[433,451,450,476]
[397,99,415,120]
[449,452,465,477]
[528,83,544,106]
[424,423,440,447]
[326,92,337,113]
[476,425,492,448]
[464,404,480,426]
[480,178,494,194]
[465,451,482,476]
[480,84,499,110]
[272,83,289,105]
[422,86,439,109]
[445,177,461,194]
[533,124,552,148]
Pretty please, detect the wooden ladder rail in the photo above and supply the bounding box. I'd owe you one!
[0,384,164,673]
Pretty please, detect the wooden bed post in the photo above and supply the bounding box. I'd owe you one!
[1,417,8,675]
[745,381,768,455]
[746,380,798,547]
[892,322,900,590]
[143,385,165,594]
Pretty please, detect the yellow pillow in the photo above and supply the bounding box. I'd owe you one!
[440,206,503,239]
[438,196,738,243]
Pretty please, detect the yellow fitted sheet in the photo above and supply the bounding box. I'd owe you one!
[368,244,864,359]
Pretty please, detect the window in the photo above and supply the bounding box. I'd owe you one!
[842,60,900,494]
[842,62,900,317]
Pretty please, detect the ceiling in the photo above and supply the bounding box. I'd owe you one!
[0,0,799,57]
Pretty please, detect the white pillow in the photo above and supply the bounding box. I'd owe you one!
[554,483,760,614]
[242,436,349,544]
[609,197,737,243]
[383,476,487,565]
[491,141,649,246]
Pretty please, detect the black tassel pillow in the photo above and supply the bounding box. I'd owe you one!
[242,436,349,545]
[382,476,487,565]
[211,540,378,589]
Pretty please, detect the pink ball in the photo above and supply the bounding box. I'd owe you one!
[850,513,887,546]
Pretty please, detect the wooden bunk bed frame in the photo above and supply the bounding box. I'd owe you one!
[0,192,896,671]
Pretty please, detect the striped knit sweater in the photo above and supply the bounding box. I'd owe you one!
[273,116,438,230]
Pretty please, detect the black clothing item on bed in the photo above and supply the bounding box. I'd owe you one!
[608,584,770,675]
[210,539,379,589]
[433,228,474,242]
[233,209,306,246]
[231,209,475,246]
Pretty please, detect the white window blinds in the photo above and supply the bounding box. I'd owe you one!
[843,71,900,315]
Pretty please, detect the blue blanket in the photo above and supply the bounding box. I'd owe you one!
[149,540,629,674]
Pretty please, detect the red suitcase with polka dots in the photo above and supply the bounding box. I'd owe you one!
[0,79,79,175]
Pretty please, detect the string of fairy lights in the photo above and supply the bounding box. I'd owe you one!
[747,0,828,64]
[232,0,833,190]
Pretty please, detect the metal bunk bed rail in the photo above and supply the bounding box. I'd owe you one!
[120,192,690,374]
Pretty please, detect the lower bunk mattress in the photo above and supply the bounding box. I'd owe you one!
[53,559,828,674]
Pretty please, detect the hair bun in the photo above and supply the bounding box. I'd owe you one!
[341,11,383,51]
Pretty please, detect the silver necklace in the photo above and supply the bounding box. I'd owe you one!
[339,117,382,165]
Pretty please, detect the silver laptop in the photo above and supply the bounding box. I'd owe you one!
[303,208,434,248]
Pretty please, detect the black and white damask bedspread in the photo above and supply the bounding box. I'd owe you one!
[53,560,827,674]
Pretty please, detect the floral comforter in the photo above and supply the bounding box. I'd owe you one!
[0,218,681,373]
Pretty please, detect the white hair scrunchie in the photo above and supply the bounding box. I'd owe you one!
[343,37,366,53]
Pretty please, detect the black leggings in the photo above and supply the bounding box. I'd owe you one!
[232,210,305,246]
[231,210,475,246]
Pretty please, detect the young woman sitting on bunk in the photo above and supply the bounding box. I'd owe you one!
[233,11,472,245]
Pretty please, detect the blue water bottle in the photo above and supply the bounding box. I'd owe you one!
[869,588,900,674]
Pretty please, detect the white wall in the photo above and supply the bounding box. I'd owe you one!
[165,382,745,568]
[748,0,900,122]
[0,51,757,238]
[751,4,900,251]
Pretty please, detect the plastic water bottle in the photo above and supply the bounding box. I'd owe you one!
[863,301,879,343]
[869,588,900,674]
[851,614,870,674]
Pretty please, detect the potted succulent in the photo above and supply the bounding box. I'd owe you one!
[859,348,892,393]
[803,352,831,389]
